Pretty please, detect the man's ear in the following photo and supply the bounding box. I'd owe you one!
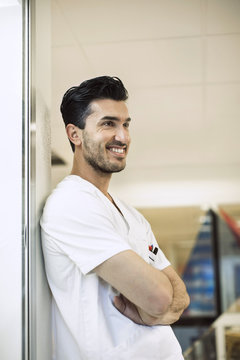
[66,124,82,147]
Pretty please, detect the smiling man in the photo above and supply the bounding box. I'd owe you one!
[40,76,189,360]
[71,98,131,184]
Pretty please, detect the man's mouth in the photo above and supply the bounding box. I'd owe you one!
[109,147,124,154]
[106,144,127,157]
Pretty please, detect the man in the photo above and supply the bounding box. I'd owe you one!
[41,76,190,360]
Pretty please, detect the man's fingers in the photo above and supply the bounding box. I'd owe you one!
[113,295,126,313]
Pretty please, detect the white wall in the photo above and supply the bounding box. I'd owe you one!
[0,4,22,359]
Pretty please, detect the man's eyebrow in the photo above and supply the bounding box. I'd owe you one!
[99,116,131,122]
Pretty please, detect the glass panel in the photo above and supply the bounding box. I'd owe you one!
[173,325,208,353]
[183,327,216,360]
[182,212,217,317]
[218,208,240,311]
[25,0,52,358]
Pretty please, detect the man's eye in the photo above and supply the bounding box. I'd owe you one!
[103,121,114,127]
[124,122,130,128]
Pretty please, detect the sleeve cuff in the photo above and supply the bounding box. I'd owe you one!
[80,245,132,275]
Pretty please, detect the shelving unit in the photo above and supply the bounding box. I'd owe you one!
[183,299,240,360]
[213,299,240,360]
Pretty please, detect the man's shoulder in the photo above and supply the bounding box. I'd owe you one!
[42,175,102,218]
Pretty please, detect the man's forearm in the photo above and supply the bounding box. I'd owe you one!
[114,266,190,326]
[137,267,190,326]
[136,278,189,325]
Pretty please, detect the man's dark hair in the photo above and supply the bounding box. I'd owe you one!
[60,76,129,152]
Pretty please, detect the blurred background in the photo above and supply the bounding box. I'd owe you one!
[1,0,240,359]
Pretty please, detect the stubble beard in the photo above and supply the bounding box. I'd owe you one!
[82,132,126,174]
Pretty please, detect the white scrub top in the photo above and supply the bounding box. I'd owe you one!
[40,175,184,360]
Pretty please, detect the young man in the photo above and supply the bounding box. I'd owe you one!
[41,76,190,360]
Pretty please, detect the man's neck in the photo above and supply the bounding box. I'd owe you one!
[70,152,112,197]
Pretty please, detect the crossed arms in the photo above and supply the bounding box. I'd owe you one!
[94,250,190,326]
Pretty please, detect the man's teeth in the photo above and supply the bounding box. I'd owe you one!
[110,147,124,154]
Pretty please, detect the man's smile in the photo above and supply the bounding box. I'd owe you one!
[106,144,127,158]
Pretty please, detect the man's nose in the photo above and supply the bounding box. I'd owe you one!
[115,126,129,143]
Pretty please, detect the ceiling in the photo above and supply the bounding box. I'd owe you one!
[51,0,240,207]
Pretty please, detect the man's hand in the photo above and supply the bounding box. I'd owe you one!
[113,293,185,326]
[161,265,190,323]
[113,294,146,325]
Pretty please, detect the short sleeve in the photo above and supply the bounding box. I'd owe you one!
[41,190,131,275]
[147,229,171,270]
[137,210,171,270]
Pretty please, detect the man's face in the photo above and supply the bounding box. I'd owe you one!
[81,99,131,174]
